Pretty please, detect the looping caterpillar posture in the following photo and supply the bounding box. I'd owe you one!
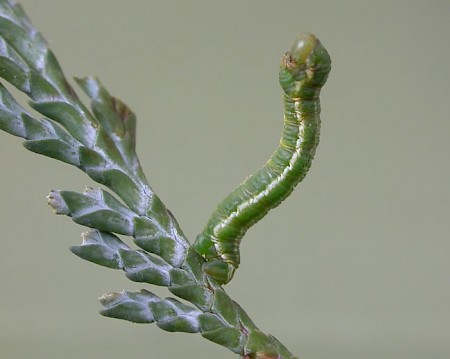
[193,33,331,284]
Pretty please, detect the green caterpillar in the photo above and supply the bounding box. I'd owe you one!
[193,33,331,284]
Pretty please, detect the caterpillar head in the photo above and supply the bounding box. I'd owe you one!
[279,33,331,98]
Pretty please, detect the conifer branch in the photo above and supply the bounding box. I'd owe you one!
[0,1,331,358]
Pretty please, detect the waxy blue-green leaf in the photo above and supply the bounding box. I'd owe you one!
[0,82,82,165]
[119,249,171,286]
[100,290,202,333]
[134,215,189,267]
[75,76,137,162]
[47,188,136,235]
[99,290,158,324]
[70,230,131,269]
[150,298,201,333]
[168,283,214,312]
[196,311,250,354]
[211,287,239,327]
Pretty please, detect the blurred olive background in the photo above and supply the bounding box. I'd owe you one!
[1,1,449,358]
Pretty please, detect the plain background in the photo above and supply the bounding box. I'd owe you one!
[0,1,449,358]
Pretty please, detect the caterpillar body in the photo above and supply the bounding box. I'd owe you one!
[193,33,331,284]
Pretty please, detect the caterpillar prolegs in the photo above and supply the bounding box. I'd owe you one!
[193,33,331,284]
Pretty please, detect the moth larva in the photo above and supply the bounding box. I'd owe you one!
[193,33,331,284]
